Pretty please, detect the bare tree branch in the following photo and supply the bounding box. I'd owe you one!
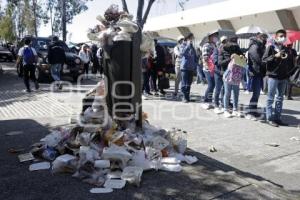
[136,0,144,27]
[121,0,129,13]
[141,0,155,28]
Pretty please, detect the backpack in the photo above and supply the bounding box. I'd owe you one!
[23,47,35,65]
[224,60,244,86]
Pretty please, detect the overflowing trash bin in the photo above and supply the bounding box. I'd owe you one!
[23,4,198,193]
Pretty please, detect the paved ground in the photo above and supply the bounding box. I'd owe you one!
[0,63,299,200]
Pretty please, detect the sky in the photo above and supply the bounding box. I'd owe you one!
[2,0,226,42]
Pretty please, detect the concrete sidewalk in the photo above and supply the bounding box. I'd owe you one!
[0,65,299,199]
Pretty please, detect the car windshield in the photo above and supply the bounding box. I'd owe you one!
[34,38,51,50]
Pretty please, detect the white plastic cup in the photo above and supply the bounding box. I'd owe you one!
[94,160,110,168]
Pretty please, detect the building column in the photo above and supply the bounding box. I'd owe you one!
[217,20,235,30]
[276,9,299,30]
[177,26,192,37]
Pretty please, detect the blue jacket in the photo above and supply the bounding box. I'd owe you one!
[180,42,197,71]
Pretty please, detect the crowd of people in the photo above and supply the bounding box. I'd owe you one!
[15,29,299,127]
[16,36,105,91]
[142,29,300,128]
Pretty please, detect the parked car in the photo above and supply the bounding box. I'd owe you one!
[17,36,84,82]
[0,46,14,62]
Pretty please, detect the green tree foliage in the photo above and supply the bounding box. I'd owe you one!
[45,0,92,40]
[0,2,16,42]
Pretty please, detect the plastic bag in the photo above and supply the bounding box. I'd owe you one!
[78,132,93,146]
[40,131,64,147]
[102,145,132,169]
[121,166,143,187]
[147,136,170,151]
[52,154,77,174]
[79,146,100,165]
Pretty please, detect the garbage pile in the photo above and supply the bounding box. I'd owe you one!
[87,4,155,57]
[25,80,198,193]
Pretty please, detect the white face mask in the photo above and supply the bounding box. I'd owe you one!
[276,37,286,44]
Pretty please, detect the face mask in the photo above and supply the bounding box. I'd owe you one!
[276,37,286,44]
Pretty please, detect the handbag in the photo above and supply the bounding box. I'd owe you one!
[158,75,170,89]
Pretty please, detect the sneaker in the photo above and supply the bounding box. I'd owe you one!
[146,92,153,96]
[160,90,166,95]
[201,103,213,110]
[260,91,266,95]
[232,111,241,118]
[142,95,148,100]
[182,99,189,103]
[23,89,31,93]
[214,107,224,114]
[244,91,250,95]
[224,111,232,118]
[154,92,159,96]
[34,82,39,90]
[58,84,63,90]
[245,114,257,121]
[267,120,279,127]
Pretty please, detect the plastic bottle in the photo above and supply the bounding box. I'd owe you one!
[42,148,58,161]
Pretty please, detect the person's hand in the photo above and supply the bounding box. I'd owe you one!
[158,71,163,76]
[275,52,281,58]
[249,71,254,76]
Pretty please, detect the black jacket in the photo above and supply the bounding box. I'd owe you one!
[262,44,295,80]
[48,41,66,64]
[218,42,243,73]
[155,44,165,71]
[248,37,266,76]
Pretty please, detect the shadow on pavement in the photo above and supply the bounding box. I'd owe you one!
[1,119,299,200]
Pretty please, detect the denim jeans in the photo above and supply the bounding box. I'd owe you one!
[224,82,240,111]
[249,75,263,112]
[181,70,194,101]
[196,64,205,84]
[174,66,181,94]
[266,78,288,121]
[50,64,62,81]
[203,70,215,102]
[214,72,224,107]
[263,76,268,93]
[23,64,38,90]
[142,71,150,94]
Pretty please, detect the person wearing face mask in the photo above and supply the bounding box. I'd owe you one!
[79,44,91,79]
[246,33,268,120]
[262,29,295,127]
[201,31,219,109]
[173,35,185,97]
[180,33,197,103]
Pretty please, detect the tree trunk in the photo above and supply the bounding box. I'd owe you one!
[121,0,129,13]
[50,6,53,36]
[61,0,67,41]
[32,0,38,37]
[142,0,155,27]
